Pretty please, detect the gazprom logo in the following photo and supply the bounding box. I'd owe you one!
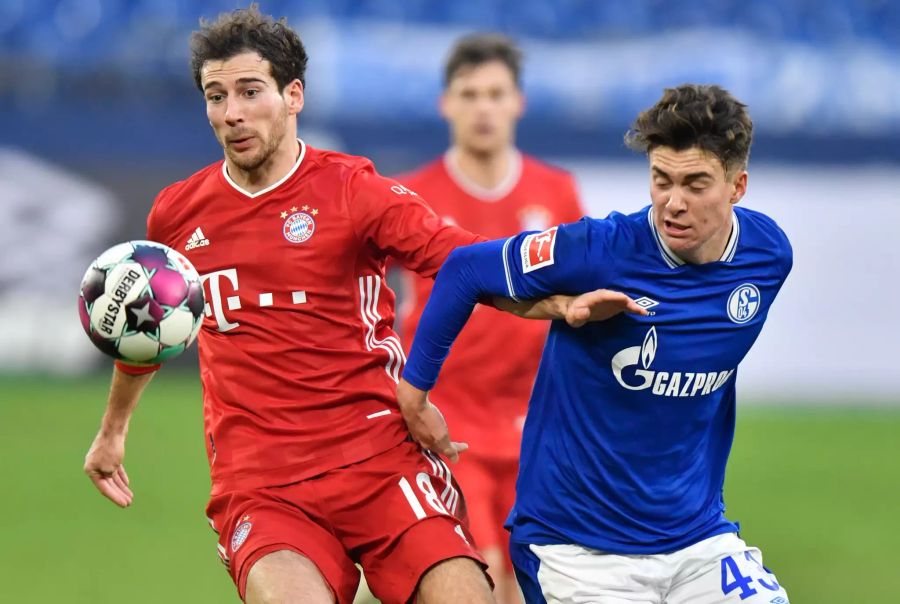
[611,326,735,397]
[640,326,657,370]
[727,283,760,324]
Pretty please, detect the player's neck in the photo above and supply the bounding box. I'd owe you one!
[224,137,301,195]
[449,145,518,190]
[680,217,735,264]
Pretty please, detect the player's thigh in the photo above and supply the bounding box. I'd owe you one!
[483,542,523,604]
[245,550,333,604]
[417,556,494,604]
[206,488,360,603]
[667,537,788,604]
[509,541,659,604]
[325,440,490,603]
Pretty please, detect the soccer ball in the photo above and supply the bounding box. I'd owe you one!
[78,240,204,364]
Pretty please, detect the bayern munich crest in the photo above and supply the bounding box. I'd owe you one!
[231,517,252,552]
[281,206,317,243]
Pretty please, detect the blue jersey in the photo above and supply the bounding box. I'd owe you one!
[403,205,792,555]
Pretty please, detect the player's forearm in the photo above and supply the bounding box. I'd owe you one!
[396,378,428,414]
[493,295,569,319]
[403,240,509,390]
[98,366,155,437]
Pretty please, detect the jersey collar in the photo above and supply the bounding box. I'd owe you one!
[647,207,740,268]
[443,147,522,201]
[222,138,307,199]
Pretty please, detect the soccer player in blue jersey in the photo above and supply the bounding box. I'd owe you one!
[397,84,793,603]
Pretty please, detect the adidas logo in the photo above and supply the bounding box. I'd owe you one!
[185,227,210,251]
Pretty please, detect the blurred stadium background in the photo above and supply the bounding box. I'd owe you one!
[1,1,898,602]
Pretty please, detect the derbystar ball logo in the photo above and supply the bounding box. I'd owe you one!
[611,327,736,397]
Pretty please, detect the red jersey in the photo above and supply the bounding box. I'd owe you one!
[398,151,584,460]
[146,141,482,495]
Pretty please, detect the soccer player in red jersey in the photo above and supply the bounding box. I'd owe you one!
[80,7,500,604]
[397,34,584,604]
[79,7,640,603]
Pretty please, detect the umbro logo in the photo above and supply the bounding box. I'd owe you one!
[634,296,659,310]
[185,227,210,251]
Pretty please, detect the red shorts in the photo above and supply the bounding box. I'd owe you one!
[206,440,486,603]
[451,454,518,570]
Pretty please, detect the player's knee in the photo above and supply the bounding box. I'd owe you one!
[245,550,334,604]
[416,556,494,604]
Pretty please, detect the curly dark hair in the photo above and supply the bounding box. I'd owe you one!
[625,84,753,174]
[189,4,308,92]
[444,33,523,87]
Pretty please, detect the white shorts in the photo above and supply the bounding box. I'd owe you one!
[510,533,789,604]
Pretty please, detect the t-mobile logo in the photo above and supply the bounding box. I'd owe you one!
[201,269,241,332]
[200,268,308,332]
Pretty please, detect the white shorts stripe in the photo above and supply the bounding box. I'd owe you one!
[425,450,445,481]
[425,450,460,515]
[422,450,439,475]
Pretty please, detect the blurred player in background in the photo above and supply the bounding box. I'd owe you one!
[398,84,793,603]
[397,33,583,603]
[80,6,638,604]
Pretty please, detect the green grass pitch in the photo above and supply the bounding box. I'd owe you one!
[1,373,897,603]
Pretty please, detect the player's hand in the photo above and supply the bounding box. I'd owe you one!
[396,378,468,463]
[84,432,133,507]
[564,289,649,328]
[495,289,648,325]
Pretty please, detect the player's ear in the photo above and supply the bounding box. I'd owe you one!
[730,170,748,205]
[285,79,304,116]
[438,90,450,120]
[515,88,526,119]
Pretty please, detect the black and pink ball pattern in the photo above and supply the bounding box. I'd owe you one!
[78,240,205,365]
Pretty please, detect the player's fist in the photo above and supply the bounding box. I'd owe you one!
[84,432,134,508]
[396,379,468,462]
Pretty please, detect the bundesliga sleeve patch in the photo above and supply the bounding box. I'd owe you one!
[521,227,558,273]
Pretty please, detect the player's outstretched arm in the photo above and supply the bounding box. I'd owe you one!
[402,228,647,447]
[84,366,156,507]
[494,290,648,326]
[396,379,468,463]
[403,231,648,391]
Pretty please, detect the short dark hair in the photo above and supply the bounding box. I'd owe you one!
[625,84,753,174]
[190,4,308,92]
[444,33,522,87]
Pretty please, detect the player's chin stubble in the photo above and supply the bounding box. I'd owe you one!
[223,108,289,172]
[225,133,279,172]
